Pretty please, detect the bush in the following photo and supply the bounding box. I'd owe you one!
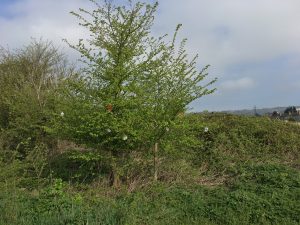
[163,113,300,171]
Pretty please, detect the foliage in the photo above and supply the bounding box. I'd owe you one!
[1,112,300,224]
[0,39,73,157]
[53,0,215,160]
[49,150,111,183]
[0,0,300,223]
[0,164,299,225]
[163,113,300,172]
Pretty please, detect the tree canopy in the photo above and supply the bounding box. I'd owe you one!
[56,0,216,154]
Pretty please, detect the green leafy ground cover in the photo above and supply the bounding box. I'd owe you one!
[1,114,299,225]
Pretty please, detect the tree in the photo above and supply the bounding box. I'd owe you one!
[0,39,73,157]
[56,0,216,186]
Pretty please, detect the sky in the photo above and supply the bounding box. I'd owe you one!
[0,0,299,111]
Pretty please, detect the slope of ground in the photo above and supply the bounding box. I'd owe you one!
[0,113,299,225]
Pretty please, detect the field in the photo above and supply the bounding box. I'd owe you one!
[0,113,299,225]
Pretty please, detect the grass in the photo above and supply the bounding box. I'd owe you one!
[0,113,299,224]
[0,164,299,225]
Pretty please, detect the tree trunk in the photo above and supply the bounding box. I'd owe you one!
[110,165,121,188]
[109,156,121,188]
[153,142,158,181]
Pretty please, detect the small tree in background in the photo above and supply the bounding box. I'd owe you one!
[0,39,73,157]
[57,0,216,186]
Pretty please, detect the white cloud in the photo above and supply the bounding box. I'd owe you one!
[0,0,91,60]
[1,0,300,68]
[155,0,300,70]
[220,77,255,91]
[0,0,299,110]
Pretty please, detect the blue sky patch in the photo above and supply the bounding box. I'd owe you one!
[0,0,21,19]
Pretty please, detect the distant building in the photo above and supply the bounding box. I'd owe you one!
[284,106,297,116]
[282,106,300,122]
[268,106,300,122]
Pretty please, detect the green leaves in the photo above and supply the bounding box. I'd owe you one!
[57,0,216,158]
[0,39,73,156]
